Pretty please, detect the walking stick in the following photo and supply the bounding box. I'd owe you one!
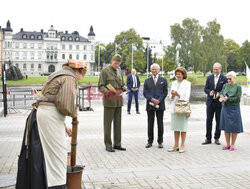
[67,116,84,189]
[71,117,78,166]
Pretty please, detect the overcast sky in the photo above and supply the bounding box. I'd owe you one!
[1,0,249,46]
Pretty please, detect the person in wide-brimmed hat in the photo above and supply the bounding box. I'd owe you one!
[16,59,87,189]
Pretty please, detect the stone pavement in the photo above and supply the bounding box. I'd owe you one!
[1,101,250,189]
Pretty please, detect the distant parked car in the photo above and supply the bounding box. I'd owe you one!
[236,72,246,76]
[40,72,52,76]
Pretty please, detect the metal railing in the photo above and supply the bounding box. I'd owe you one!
[0,84,102,116]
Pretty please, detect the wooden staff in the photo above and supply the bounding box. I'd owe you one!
[71,117,79,166]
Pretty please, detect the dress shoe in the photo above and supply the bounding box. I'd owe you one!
[167,147,179,152]
[136,111,140,114]
[214,139,221,145]
[127,112,131,115]
[179,146,185,153]
[222,146,230,150]
[106,147,115,152]
[145,143,152,148]
[114,146,126,151]
[158,143,163,148]
[202,139,211,145]
[229,146,235,151]
[179,149,185,153]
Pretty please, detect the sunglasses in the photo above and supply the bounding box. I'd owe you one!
[227,78,232,81]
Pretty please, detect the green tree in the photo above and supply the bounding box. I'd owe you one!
[224,39,240,72]
[156,53,176,74]
[114,28,144,70]
[170,18,202,72]
[200,20,227,75]
[236,40,250,71]
[125,50,146,72]
[95,42,122,69]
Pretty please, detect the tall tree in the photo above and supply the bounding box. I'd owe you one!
[201,20,226,75]
[114,28,145,70]
[170,18,202,72]
[236,40,250,71]
[224,39,240,72]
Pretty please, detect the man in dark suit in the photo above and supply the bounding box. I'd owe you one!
[127,69,141,114]
[202,62,227,145]
[143,63,168,148]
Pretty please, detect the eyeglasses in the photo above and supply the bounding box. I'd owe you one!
[227,78,232,81]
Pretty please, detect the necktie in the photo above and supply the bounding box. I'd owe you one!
[154,76,157,85]
[133,75,137,88]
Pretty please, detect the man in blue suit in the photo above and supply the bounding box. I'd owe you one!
[202,62,227,145]
[127,69,141,114]
[143,63,168,148]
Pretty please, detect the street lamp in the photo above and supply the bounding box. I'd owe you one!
[176,43,181,67]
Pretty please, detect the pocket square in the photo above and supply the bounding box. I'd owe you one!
[160,82,163,84]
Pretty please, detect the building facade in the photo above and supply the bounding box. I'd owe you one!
[142,37,167,60]
[1,20,96,76]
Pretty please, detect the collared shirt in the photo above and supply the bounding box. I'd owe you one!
[132,74,137,88]
[153,74,159,85]
[214,73,220,89]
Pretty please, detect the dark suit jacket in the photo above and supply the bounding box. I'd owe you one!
[143,76,168,111]
[126,74,140,91]
[204,74,227,106]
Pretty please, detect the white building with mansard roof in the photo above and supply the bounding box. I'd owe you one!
[1,20,96,76]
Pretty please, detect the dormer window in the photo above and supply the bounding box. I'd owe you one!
[22,34,27,39]
[37,35,42,40]
[75,37,80,41]
[30,35,35,39]
[68,36,73,41]
[61,36,66,41]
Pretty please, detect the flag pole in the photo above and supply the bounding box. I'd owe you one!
[245,61,250,97]
[146,43,149,78]
[162,54,164,77]
[98,42,100,73]
[162,44,164,77]
[132,43,133,69]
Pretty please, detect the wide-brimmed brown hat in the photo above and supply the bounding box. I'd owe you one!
[64,59,87,69]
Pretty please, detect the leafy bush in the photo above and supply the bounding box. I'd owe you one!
[187,74,197,84]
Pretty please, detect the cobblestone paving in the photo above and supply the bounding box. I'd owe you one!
[1,102,250,189]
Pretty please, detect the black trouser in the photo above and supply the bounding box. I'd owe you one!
[147,110,164,144]
[127,90,139,112]
[206,101,222,140]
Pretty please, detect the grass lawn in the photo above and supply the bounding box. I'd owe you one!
[0,75,247,86]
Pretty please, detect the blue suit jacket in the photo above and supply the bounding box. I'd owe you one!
[143,76,168,111]
[204,74,227,106]
[126,74,140,91]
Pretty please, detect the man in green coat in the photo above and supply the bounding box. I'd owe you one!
[98,54,126,152]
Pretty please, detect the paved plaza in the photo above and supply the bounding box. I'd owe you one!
[1,101,250,189]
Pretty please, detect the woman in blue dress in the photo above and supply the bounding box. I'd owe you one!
[219,71,243,151]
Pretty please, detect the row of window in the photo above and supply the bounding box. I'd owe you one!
[9,42,43,49]
[11,42,94,51]
[5,51,94,61]
[61,36,80,41]
[22,34,43,40]
[16,63,42,70]
[13,52,42,60]
[61,54,94,61]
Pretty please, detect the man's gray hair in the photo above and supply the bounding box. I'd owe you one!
[150,63,160,70]
[213,62,222,69]
[131,68,136,72]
